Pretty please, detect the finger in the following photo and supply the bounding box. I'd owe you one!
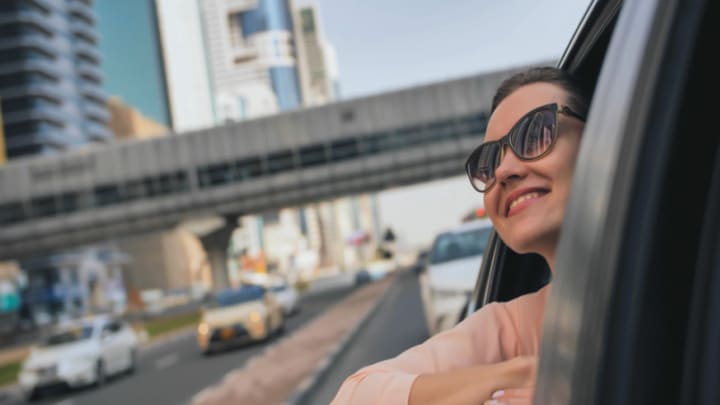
[496,387,533,399]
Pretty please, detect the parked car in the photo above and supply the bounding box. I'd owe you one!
[19,315,138,401]
[197,285,284,355]
[465,0,718,403]
[420,218,493,335]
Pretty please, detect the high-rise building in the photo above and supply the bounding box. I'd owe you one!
[0,0,112,159]
[155,0,216,132]
[200,0,303,121]
[96,0,216,133]
[0,101,6,164]
[95,0,172,127]
[293,2,340,105]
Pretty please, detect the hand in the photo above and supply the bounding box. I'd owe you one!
[481,356,537,405]
[502,356,537,389]
[408,355,537,405]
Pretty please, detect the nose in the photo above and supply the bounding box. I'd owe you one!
[494,145,528,188]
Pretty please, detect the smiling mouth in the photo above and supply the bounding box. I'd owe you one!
[506,190,549,216]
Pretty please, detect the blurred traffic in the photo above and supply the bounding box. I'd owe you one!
[0,0,588,403]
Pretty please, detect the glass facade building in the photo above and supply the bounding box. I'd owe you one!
[95,0,171,127]
[0,0,112,159]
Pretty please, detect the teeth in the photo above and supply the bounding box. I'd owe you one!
[508,192,542,211]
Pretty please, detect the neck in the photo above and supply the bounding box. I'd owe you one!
[536,242,557,272]
[537,234,559,272]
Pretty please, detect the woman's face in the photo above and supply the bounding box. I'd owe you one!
[482,82,585,261]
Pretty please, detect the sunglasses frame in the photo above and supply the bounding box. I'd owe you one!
[465,103,585,192]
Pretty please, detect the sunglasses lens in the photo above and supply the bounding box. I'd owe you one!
[466,104,560,192]
[467,142,501,191]
[510,108,556,159]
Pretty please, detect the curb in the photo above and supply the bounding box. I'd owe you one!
[286,274,399,405]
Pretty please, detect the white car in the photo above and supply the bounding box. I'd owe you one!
[420,218,493,335]
[267,278,300,316]
[19,315,138,400]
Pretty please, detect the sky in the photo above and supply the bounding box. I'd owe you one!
[314,0,592,99]
[309,0,592,248]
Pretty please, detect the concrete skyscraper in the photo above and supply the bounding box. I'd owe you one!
[200,0,303,121]
[293,2,340,105]
[0,0,112,159]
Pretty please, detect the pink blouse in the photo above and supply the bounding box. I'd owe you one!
[330,285,549,404]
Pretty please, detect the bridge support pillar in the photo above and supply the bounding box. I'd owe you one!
[199,223,236,290]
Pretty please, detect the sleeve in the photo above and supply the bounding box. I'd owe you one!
[330,302,513,405]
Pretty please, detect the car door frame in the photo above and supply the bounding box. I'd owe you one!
[531,0,715,403]
[467,0,715,402]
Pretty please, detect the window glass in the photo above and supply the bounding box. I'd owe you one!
[210,286,265,308]
[430,226,493,264]
[267,150,294,174]
[43,325,94,346]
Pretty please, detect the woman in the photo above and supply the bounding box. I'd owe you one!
[331,67,590,405]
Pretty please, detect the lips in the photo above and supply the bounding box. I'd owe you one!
[504,187,550,216]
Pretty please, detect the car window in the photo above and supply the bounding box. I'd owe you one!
[211,286,265,308]
[103,320,122,334]
[429,227,492,265]
[269,283,287,293]
[43,325,94,346]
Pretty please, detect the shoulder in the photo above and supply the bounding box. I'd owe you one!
[505,285,550,319]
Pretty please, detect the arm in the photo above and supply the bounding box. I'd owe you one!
[331,303,520,404]
[409,356,536,405]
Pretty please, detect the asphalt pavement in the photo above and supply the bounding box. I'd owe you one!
[298,269,429,405]
[0,285,356,405]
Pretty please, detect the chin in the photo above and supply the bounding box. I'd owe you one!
[504,238,537,255]
[502,226,559,256]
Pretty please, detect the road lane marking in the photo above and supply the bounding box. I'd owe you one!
[55,400,75,405]
[155,353,179,370]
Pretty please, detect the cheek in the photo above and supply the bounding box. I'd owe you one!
[483,191,500,219]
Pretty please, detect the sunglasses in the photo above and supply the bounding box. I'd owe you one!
[465,103,585,192]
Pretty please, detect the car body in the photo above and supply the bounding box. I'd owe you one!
[465,0,718,403]
[19,315,138,400]
[420,218,493,335]
[236,272,300,316]
[197,285,284,354]
[410,248,430,275]
[267,278,300,316]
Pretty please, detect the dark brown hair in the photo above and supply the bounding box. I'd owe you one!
[491,67,591,118]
